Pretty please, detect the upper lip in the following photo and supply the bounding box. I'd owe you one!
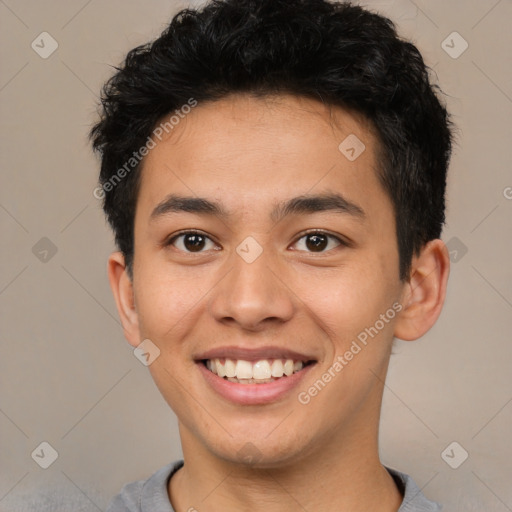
[194,346,316,362]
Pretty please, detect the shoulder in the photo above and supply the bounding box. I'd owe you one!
[105,479,145,512]
[105,460,184,512]
[387,467,442,512]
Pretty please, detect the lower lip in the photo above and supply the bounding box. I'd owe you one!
[197,361,316,405]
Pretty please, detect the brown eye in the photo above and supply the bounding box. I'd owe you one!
[292,231,343,253]
[168,231,217,253]
[305,233,328,252]
[183,233,206,252]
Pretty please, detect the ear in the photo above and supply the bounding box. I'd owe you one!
[394,239,450,341]
[107,252,140,348]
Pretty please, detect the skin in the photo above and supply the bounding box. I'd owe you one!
[108,93,450,512]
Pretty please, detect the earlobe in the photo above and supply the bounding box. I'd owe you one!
[393,239,450,341]
[107,252,140,347]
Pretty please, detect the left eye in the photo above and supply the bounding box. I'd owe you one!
[292,232,343,253]
[168,231,218,253]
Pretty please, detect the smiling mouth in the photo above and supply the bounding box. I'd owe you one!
[200,358,316,384]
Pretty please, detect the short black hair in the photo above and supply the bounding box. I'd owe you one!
[90,0,453,280]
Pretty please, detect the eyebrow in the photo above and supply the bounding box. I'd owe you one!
[150,193,365,223]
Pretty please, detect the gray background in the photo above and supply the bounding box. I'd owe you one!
[1,0,511,510]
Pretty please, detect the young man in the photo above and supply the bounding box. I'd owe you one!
[91,0,452,510]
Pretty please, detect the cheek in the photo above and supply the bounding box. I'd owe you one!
[133,265,203,340]
[300,260,398,354]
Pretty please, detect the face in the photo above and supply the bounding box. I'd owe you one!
[126,94,407,466]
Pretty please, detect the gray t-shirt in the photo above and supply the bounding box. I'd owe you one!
[106,460,441,511]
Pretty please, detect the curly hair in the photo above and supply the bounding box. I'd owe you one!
[90,0,453,280]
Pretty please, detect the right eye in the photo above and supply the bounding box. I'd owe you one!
[166,230,219,253]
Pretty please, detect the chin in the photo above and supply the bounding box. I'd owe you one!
[200,425,317,469]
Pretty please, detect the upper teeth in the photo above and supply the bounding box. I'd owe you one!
[206,358,304,380]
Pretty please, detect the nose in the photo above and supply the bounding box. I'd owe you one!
[208,247,295,332]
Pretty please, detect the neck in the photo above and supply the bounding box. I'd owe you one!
[169,420,402,512]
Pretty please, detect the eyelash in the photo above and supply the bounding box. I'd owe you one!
[164,229,347,254]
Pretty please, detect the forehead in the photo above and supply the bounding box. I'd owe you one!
[135,93,389,223]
